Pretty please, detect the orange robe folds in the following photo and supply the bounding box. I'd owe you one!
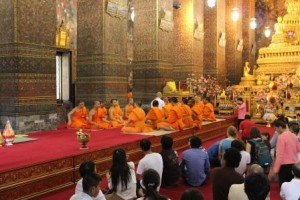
[122,107,153,133]
[69,107,89,129]
[157,105,185,130]
[203,103,216,121]
[192,104,203,128]
[163,103,173,118]
[123,104,134,120]
[90,107,111,129]
[146,107,164,129]
[110,105,124,128]
[181,104,194,128]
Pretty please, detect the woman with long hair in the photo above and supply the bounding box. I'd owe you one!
[137,169,168,200]
[106,148,136,200]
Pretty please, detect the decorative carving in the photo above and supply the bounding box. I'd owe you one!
[106,0,128,19]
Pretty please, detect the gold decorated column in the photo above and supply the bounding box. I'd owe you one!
[225,0,244,84]
[173,0,204,81]
[0,0,57,132]
[203,0,226,84]
[77,0,128,106]
[132,0,174,102]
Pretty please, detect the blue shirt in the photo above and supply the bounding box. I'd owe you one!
[220,139,233,155]
[207,141,220,161]
[180,148,210,186]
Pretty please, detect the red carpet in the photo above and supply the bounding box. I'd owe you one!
[0,128,151,172]
[39,128,281,200]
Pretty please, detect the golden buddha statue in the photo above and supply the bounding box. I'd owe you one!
[243,62,251,77]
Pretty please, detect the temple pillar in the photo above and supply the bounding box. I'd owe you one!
[173,0,204,81]
[0,0,57,132]
[225,0,243,84]
[203,0,226,85]
[76,0,128,106]
[242,0,256,71]
[132,0,174,103]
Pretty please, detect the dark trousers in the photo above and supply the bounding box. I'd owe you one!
[278,164,294,187]
[237,119,244,130]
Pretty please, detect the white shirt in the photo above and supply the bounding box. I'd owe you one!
[75,178,106,200]
[280,178,300,200]
[151,97,165,110]
[136,153,163,190]
[107,162,137,199]
[235,151,251,175]
[70,192,94,200]
[228,183,270,200]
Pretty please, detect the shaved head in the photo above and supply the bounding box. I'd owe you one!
[248,164,264,176]
[156,92,162,98]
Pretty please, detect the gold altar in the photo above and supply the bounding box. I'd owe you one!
[236,0,300,120]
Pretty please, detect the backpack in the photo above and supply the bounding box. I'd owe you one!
[250,139,272,168]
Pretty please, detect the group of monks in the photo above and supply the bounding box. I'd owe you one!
[67,94,216,134]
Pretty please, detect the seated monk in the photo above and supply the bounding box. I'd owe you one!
[122,101,153,133]
[123,98,134,120]
[157,97,185,131]
[108,99,124,128]
[202,97,216,121]
[188,98,203,128]
[162,97,172,118]
[180,98,194,128]
[88,100,111,129]
[67,100,89,129]
[145,100,164,129]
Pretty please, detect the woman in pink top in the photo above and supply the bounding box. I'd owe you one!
[235,97,246,129]
[269,119,300,186]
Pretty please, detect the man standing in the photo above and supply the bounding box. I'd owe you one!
[235,97,246,129]
[180,136,210,186]
[239,114,255,140]
[270,119,300,186]
[151,92,165,110]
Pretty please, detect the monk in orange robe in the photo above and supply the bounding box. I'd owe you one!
[157,97,185,131]
[181,98,194,128]
[188,98,203,128]
[108,99,124,127]
[89,101,111,129]
[162,97,172,118]
[67,100,89,129]
[123,98,134,120]
[202,97,217,121]
[145,100,164,129]
[122,101,153,133]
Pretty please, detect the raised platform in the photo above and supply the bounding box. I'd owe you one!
[0,116,236,200]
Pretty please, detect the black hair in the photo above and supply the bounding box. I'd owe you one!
[288,121,300,134]
[249,127,261,139]
[245,114,251,119]
[237,97,243,102]
[152,100,159,107]
[142,169,168,200]
[189,136,202,148]
[292,162,300,178]
[244,174,270,200]
[188,99,195,107]
[180,188,204,200]
[160,135,173,150]
[82,173,102,194]
[79,160,96,178]
[224,148,241,168]
[231,139,245,151]
[274,118,287,129]
[170,97,178,104]
[182,98,188,105]
[140,139,151,151]
[110,148,131,192]
[297,113,300,117]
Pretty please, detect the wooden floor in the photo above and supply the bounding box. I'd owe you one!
[0,116,235,200]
